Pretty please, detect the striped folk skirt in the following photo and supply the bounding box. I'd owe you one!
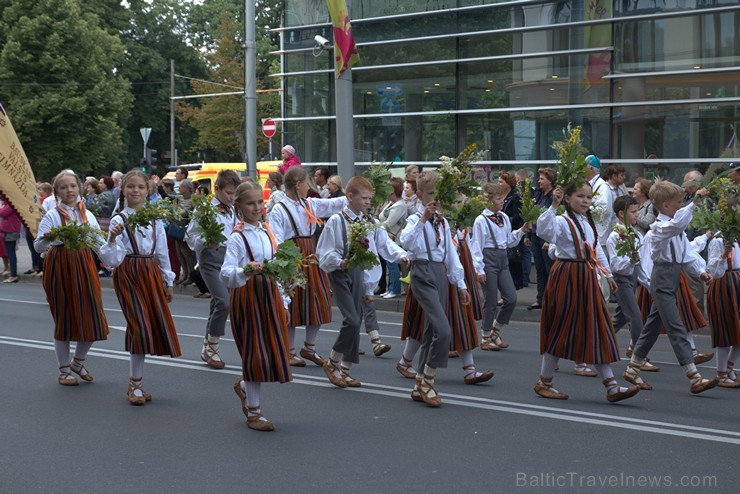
[112,255,181,357]
[635,271,706,333]
[401,284,479,351]
[707,270,740,348]
[290,236,332,327]
[540,259,619,364]
[43,246,109,342]
[459,240,483,321]
[230,274,292,383]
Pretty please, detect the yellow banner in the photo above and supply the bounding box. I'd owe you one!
[326,0,360,77]
[583,0,612,92]
[0,104,41,237]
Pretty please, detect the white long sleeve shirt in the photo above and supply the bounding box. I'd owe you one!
[646,203,706,278]
[219,223,289,309]
[98,208,175,286]
[606,226,645,276]
[706,237,739,279]
[268,195,347,243]
[470,209,526,276]
[316,207,407,296]
[186,198,237,256]
[399,203,466,290]
[34,203,103,254]
[536,206,612,277]
[589,174,613,245]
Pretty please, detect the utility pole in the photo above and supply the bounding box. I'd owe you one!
[170,59,176,168]
[244,0,257,179]
[335,66,355,180]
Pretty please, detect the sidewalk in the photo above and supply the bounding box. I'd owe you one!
[7,242,564,323]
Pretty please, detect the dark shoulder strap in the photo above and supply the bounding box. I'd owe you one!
[114,212,140,255]
[238,231,255,262]
[277,202,301,237]
[562,215,583,259]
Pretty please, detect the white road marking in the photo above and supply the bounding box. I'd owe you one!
[1,335,737,445]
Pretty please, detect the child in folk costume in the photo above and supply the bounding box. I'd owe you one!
[99,171,181,405]
[186,170,240,369]
[398,171,471,407]
[470,183,528,351]
[607,196,659,373]
[535,182,638,403]
[34,170,109,386]
[706,236,740,388]
[268,166,347,367]
[316,177,408,387]
[634,230,715,365]
[220,182,292,431]
[624,182,717,394]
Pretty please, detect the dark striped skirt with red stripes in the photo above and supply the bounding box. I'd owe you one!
[112,255,181,356]
[635,271,706,333]
[540,259,619,364]
[707,269,740,348]
[459,239,483,321]
[43,246,109,342]
[230,274,292,383]
[290,236,332,327]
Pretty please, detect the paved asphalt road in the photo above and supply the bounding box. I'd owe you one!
[1,282,738,493]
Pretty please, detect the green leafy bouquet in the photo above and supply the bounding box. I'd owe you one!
[192,194,228,246]
[519,178,545,223]
[612,223,641,265]
[552,123,589,189]
[691,177,740,247]
[436,144,483,211]
[45,223,105,251]
[362,163,393,209]
[347,220,380,270]
[245,240,312,297]
[126,200,182,233]
[448,194,494,230]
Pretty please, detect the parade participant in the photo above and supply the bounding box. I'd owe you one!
[624,182,717,394]
[534,182,638,403]
[470,183,529,351]
[398,171,470,407]
[607,196,659,372]
[268,166,347,367]
[100,171,181,405]
[220,181,292,431]
[705,236,740,388]
[34,170,109,386]
[317,177,408,387]
[186,170,240,369]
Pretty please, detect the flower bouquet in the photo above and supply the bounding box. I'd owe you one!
[362,163,393,210]
[347,220,380,270]
[44,223,105,251]
[245,240,313,297]
[192,194,228,246]
[519,178,544,223]
[612,223,641,265]
[691,177,740,247]
[551,123,589,189]
[126,200,182,233]
[448,194,495,230]
[436,144,483,211]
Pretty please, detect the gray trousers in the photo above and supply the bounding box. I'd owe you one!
[412,261,451,370]
[612,272,643,347]
[363,298,379,335]
[328,268,363,364]
[199,246,229,338]
[482,248,517,329]
[633,262,693,366]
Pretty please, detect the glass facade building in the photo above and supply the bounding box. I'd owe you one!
[275,0,739,181]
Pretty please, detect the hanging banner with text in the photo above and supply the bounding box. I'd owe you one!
[0,103,41,237]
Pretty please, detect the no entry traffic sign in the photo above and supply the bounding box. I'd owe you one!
[262,118,276,138]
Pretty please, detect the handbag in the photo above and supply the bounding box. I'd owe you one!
[167,221,186,241]
[507,246,522,263]
[3,231,20,242]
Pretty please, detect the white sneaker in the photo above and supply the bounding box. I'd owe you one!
[382,292,400,299]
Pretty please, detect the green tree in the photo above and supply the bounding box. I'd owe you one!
[0,0,131,179]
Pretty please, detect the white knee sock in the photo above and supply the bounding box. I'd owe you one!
[687,332,697,351]
[245,381,261,410]
[288,326,296,352]
[74,341,93,360]
[304,325,320,346]
[595,364,630,394]
[54,340,71,367]
[401,338,421,362]
[540,353,559,379]
[716,346,730,373]
[459,350,474,368]
[130,354,145,380]
[329,349,342,364]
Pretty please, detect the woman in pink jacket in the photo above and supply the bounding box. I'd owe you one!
[278,145,302,174]
[0,200,22,283]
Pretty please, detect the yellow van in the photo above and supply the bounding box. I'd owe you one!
[163,161,280,200]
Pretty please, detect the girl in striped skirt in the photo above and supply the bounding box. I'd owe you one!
[268,166,347,368]
[534,183,638,403]
[706,236,740,388]
[634,231,714,365]
[99,171,181,406]
[34,170,109,386]
[221,182,292,431]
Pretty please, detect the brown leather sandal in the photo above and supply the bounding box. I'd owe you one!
[246,407,275,431]
[288,351,306,367]
[463,365,493,385]
[70,357,93,382]
[58,365,79,386]
[688,371,718,394]
[418,373,442,407]
[340,366,361,388]
[300,343,326,366]
[534,376,568,400]
[491,328,508,349]
[396,356,416,379]
[573,363,598,377]
[411,375,423,402]
[201,340,226,369]
[323,361,348,388]
[603,377,640,403]
[371,337,391,357]
[692,351,714,365]
[622,364,652,390]
[127,378,147,406]
[717,371,740,388]
[233,380,249,418]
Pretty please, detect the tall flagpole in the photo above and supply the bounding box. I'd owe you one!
[244,0,257,179]
[335,65,354,180]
